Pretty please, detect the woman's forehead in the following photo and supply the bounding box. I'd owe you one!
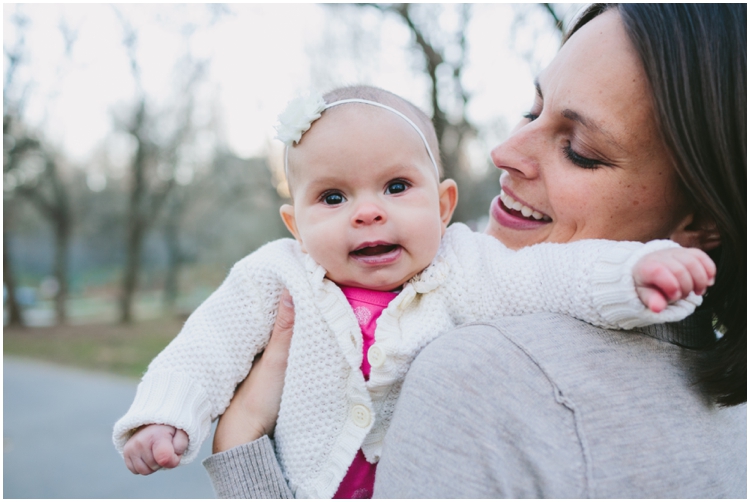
[538,11,655,150]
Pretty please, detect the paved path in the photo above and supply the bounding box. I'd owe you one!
[4,357,217,498]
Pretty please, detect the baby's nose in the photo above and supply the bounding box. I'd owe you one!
[353,203,386,225]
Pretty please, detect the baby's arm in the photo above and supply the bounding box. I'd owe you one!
[633,247,716,313]
[123,424,188,475]
[113,240,300,467]
[448,226,706,329]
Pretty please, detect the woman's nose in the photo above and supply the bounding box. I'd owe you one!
[490,122,541,180]
[352,202,386,226]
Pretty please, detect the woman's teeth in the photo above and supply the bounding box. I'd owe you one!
[500,191,550,221]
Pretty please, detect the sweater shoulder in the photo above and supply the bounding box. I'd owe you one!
[406,314,746,498]
[376,317,587,498]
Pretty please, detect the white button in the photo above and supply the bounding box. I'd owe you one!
[368,344,386,368]
[351,404,371,428]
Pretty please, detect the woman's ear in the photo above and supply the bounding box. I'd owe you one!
[280,204,306,252]
[670,212,721,251]
[438,179,459,232]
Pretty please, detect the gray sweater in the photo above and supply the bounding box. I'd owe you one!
[203,312,747,498]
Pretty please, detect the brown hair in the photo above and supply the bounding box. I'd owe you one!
[568,4,746,406]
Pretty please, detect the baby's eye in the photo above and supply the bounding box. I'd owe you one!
[385,181,408,194]
[322,192,345,205]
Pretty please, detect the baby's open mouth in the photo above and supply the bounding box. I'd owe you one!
[351,243,400,256]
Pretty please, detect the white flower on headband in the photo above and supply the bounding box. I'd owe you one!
[274,93,327,146]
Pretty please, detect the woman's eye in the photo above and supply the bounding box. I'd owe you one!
[563,143,602,170]
[523,111,539,122]
[386,181,408,194]
[322,192,345,205]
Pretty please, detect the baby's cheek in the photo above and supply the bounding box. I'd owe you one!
[414,225,443,267]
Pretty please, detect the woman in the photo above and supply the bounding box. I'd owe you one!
[203,4,746,498]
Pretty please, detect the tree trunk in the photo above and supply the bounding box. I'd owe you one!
[120,216,144,324]
[3,231,24,327]
[53,219,70,325]
[49,157,72,325]
[162,193,185,315]
[163,222,182,315]
[120,100,148,325]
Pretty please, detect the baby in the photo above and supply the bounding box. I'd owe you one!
[114,86,714,498]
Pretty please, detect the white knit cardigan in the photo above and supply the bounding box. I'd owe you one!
[113,223,699,498]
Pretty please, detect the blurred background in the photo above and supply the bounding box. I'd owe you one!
[4,3,583,498]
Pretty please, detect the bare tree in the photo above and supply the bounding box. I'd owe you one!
[3,11,74,325]
[114,10,207,323]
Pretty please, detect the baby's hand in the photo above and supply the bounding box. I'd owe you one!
[633,247,716,313]
[123,424,188,475]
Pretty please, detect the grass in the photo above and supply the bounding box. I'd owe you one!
[3,318,186,379]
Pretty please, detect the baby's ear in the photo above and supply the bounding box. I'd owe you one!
[438,179,459,232]
[280,205,306,251]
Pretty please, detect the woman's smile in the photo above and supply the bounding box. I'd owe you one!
[490,183,552,232]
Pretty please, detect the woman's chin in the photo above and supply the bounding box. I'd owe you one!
[485,195,552,249]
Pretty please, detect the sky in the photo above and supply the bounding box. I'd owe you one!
[3,4,579,185]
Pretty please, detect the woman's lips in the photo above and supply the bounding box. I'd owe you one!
[490,190,551,231]
[350,243,402,265]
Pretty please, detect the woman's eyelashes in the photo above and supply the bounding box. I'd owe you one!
[522,108,605,170]
[563,143,603,169]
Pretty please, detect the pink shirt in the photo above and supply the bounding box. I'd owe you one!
[333,287,398,499]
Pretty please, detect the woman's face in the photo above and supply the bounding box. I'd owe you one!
[485,10,691,250]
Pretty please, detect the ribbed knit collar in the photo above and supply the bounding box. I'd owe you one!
[636,308,716,349]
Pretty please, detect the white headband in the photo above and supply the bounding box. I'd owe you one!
[274,94,440,178]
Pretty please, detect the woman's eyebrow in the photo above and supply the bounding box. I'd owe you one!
[562,109,625,152]
[534,77,626,154]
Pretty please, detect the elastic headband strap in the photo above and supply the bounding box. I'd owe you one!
[284,98,440,178]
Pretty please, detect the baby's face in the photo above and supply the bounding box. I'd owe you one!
[281,105,456,291]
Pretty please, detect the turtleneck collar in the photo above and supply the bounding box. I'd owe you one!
[635,308,716,349]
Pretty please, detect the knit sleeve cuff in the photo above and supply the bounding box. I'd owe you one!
[202,436,294,499]
[591,239,703,330]
[112,370,214,464]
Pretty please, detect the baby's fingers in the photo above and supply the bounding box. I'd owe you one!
[153,435,180,469]
[173,429,189,457]
[675,251,710,295]
[636,286,668,313]
[128,454,160,475]
[679,249,716,295]
[635,260,684,303]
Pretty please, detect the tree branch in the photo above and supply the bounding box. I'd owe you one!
[542,3,565,35]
